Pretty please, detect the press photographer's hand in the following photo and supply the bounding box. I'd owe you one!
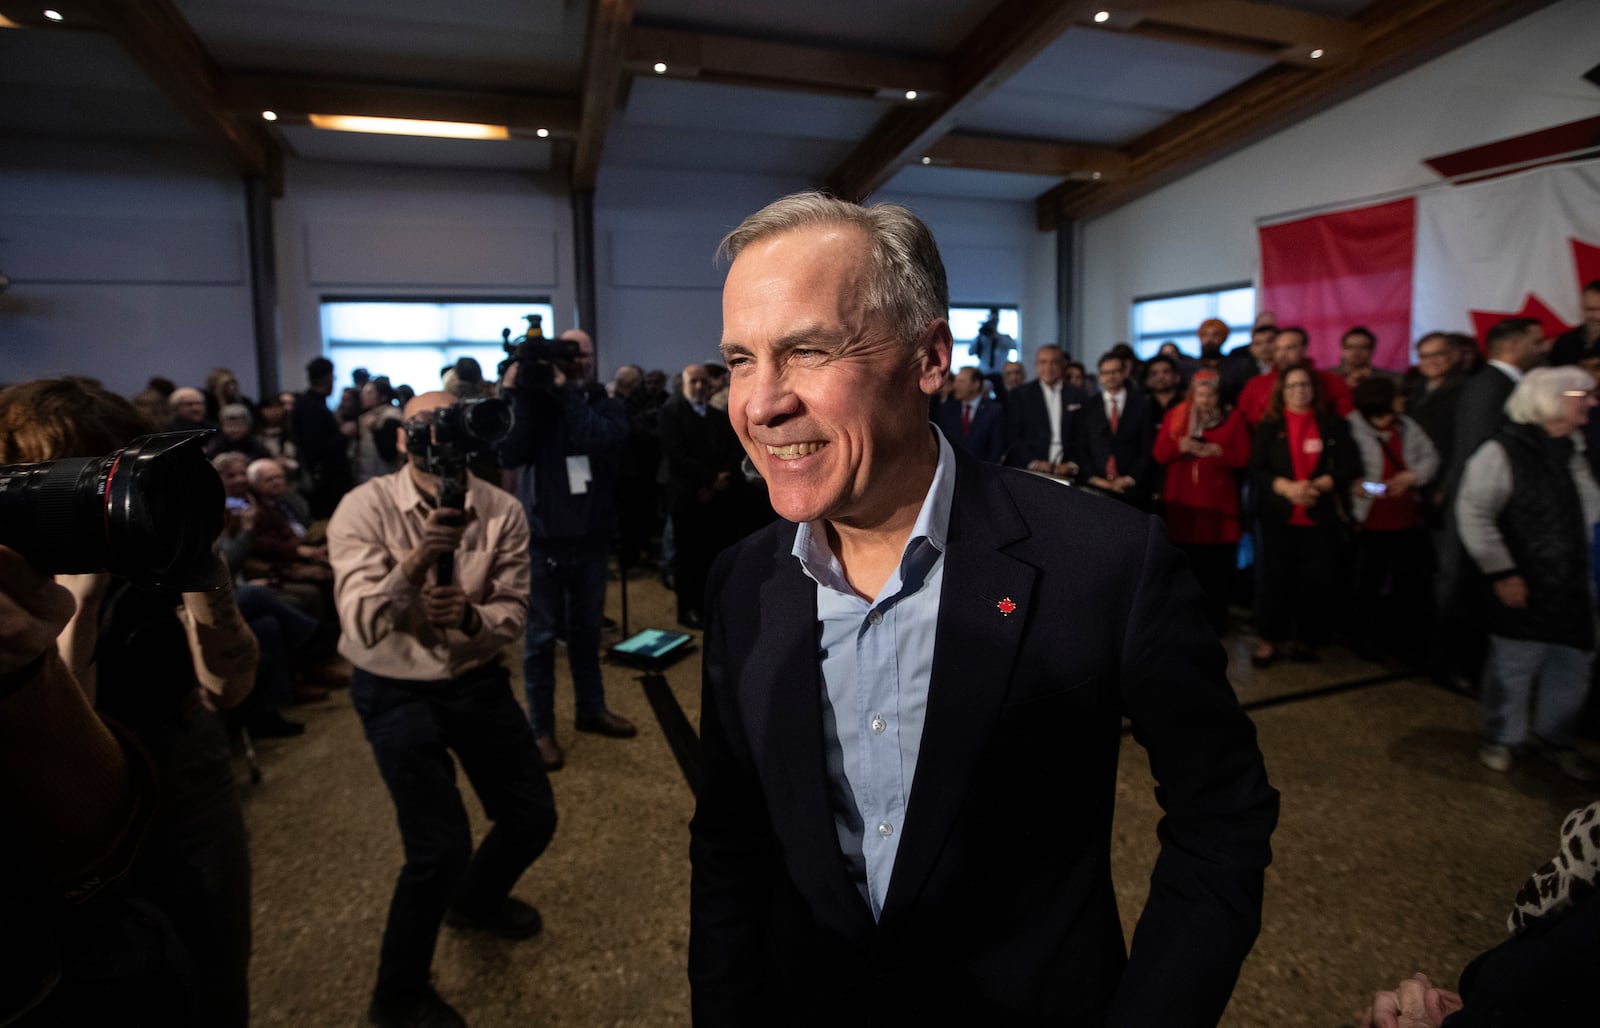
[420,584,469,630]
[0,545,76,675]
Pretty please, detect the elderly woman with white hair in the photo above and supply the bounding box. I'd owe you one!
[1457,365,1600,779]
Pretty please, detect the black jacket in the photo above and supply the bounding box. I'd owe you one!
[1249,412,1361,528]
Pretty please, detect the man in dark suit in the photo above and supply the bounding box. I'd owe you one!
[659,363,748,630]
[1076,351,1157,508]
[1005,344,1086,475]
[934,366,1005,460]
[693,193,1278,1027]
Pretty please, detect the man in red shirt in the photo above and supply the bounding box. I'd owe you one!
[1236,326,1353,429]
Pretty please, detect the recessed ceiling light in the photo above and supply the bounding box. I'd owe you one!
[920,156,932,165]
[1092,171,1102,180]
[261,110,278,122]
[904,90,918,101]
[43,9,64,21]
[536,128,549,138]
[653,62,667,74]
[1093,10,1110,23]
[1309,48,1325,59]
[307,114,511,140]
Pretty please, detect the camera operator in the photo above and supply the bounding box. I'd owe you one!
[498,327,635,771]
[328,391,557,1028]
[0,376,259,1027]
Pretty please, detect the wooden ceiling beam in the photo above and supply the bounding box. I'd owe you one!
[222,77,580,138]
[624,24,950,99]
[572,0,633,191]
[823,0,1099,201]
[77,0,280,188]
[1037,0,1559,227]
[924,133,1129,179]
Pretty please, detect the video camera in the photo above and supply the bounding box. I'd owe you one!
[403,398,514,484]
[497,313,581,390]
[0,431,224,590]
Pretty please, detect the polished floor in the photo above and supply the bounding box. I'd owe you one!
[241,569,1596,1027]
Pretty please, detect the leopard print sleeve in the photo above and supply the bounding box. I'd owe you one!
[1508,801,1600,935]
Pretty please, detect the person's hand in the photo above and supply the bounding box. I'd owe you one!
[1311,474,1335,494]
[1360,973,1464,1028]
[1112,475,1135,492]
[1386,470,1418,498]
[0,545,76,675]
[1284,479,1319,506]
[1493,575,1529,609]
[1027,459,1052,473]
[415,508,467,563]
[420,584,468,629]
[1088,476,1113,490]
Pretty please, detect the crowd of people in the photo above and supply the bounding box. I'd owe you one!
[2,207,1595,1023]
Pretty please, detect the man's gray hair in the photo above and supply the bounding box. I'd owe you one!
[1505,366,1595,425]
[718,192,948,353]
[220,402,252,425]
[211,451,247,472]
[246,458,280,489]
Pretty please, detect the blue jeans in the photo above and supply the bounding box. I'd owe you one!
[1482,635,1593,750]
[523,540,609,737]
[350,663,557,992]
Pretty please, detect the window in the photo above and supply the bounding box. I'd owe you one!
[948,306,1021,370]
[1130,285,1255,360]
[320,298,555,394]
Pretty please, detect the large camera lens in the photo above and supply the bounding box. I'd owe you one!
[460,396,513,444]
[0,431,223,588]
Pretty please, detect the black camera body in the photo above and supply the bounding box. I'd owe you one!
[497,319,582,391]
[0,431,223,590]
[404,398,514,482]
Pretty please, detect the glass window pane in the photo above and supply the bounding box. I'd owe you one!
[1135,295,1209,336]
[1216,288,1256,333]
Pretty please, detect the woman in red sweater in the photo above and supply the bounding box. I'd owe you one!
[1154,371,1251,634]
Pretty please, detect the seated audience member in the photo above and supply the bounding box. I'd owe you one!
[0,376,258,1027]
[247,458,332,586]
[1153,371,1250,634]
[205,403,273,462]
[1456,366,1599,780]
[1078,351,1156,507]
[935,366,1006,461]
[1337,326,1401,388]
[166,385,216,432]
[1237,326,1355,430]
[204,366,254,424]
[1249,363,1360,666]
[1360,801,1600,1028]
[354,376,403,484]
[1346,376,1440,662]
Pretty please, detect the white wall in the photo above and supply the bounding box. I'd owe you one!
[0,140,258,398]
[1077,0,1599,356]
[273,160,572,394]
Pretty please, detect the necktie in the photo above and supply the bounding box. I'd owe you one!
[1106,397,1120,478]
[961,402,973,437]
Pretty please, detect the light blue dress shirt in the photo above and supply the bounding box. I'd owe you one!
[792,429,955,920]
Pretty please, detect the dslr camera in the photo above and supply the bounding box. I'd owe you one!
[404,397,514,489]
[0,431,224,590]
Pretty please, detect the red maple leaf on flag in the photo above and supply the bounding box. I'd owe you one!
[1468,237,1600,346]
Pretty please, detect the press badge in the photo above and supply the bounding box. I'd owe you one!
[565,455,592,495]
[1302,437,1323,455]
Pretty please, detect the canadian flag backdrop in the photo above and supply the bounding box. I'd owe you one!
[1258,158,1600,370]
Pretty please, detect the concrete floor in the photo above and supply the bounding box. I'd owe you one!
[240,570,1595,1027]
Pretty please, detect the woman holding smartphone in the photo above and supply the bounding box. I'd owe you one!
[1346,376,1439,662]
[1249,361,1361,666]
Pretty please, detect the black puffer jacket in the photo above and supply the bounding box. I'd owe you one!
[1490,423,1595,650]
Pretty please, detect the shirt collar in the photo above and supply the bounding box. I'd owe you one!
[792,428,956,597]
[1488,358,1523,383]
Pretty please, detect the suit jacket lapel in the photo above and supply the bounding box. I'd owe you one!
[876,457,1036,934]
[742,526,876,936]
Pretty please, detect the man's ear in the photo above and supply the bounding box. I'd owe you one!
[395,421,408,455]
[915,319,954,397]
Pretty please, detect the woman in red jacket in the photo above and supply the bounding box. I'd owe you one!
[1153,371,1251,635]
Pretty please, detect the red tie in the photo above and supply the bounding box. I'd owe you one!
[961,402,972,437]
[1106,397,1120,478]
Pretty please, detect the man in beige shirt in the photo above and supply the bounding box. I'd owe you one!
[329,391,557,1028]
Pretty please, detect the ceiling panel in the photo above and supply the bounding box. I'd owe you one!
[0,28,196,142]
[278,125,555,171]
[173,0,583,91]
[623,78,890,141]
[990,28,1277,110]
[603,123,855,177]
[882,164,1067,201]
[635,0,988,55]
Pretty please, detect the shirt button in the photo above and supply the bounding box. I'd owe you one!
[867,610,883,626]
[877,821,894,838]
[870,715,887,734]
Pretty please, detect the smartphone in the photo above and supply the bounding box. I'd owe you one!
[225,496,251,511]
[1360,481,1387,497]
